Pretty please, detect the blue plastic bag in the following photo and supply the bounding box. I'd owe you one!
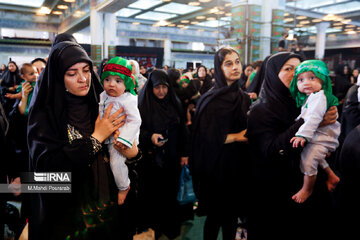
[177,165,197,205]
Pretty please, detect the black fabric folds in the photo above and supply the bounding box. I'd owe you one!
[246,55,271,94]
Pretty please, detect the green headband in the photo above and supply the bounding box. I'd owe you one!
[101,57,138,95]
[179,76,190,89]
[289,59,338,109]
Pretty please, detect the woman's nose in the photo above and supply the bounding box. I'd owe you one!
[78,73,86,82]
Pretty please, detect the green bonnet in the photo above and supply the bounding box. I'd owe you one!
[289,59,338,109]
[101,57,138,95]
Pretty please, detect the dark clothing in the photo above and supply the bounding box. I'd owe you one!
[340,85,360,138]
[247,52,334,240]
[335,125,360,239]
[138,69,190,239]
[0,68,22,116]
[27,35,117,240]
[197,75,214,95]
[190,49,251,240]
[247,55,270,95]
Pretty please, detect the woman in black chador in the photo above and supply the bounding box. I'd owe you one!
[246,52,338,240]
[0,61,22,115]
[27,34,136,240]
[190,47,251,240]
[138,69,190,239]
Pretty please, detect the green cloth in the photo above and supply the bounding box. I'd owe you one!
[16,80,36,115]
[249,71,256,84]
[289,59,338,110]
[179,76,190,89]
[100,57,138,95]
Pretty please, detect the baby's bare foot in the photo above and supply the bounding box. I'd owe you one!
[118,186,130,205]
[327,174,340,192]
[292,188,312,204]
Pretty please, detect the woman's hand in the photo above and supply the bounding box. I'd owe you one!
[91,104,125,143]
[248,92,257,100]
[319,106,337,127]
[225,129,248,144]
[151,133,165,147]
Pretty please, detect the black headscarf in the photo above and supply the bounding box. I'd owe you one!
[196,65,214,95]
[247,55,271,94]
[138,69,183,135]
[0,61,22,90]
[28,35,103,171]
[247,52,303,138]
[238,64,251,90]
[51,33,77,47]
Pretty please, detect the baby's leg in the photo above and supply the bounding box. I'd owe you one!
[317,146,340,192]
[292,175,316,203]
[109,144,131,205]
[323,167,340,192]
[294,143,319,203]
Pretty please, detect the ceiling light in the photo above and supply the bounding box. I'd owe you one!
[168,23,176,27]
[177,24,185,28]
[296,16,307,20]
[199,0,211,2]
[157,20,169,26]
[63,0,75,2]
[57,4,68,9]
[284,12,290,16]
[209,8,219,13]
[284,18,293,22]
[333,26,342,29]
[225,13,232,16]
[333,22,343,26]
[342,19,351,23]
[296,24,303,27]
[346,31,356,34]
[323,14,338,21]
[225,3,232,6]
[191,21,199,24]
[162,0,171,1]
[181,20,190,23]
[312,19,322,23]
[196,16,206,19]
[132,22,140,25]
[38,7,51,14]
[207,17,216,21]
[188,2,200,6]
[299,20,310,25]
[52,11,63,15]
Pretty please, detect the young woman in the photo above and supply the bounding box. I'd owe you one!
[190,47,251,240]
[27,34,137,240]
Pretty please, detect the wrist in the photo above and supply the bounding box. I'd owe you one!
[91,133,105,143]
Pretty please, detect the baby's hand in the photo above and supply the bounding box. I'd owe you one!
[116,142,128,150]
[290,136,306,148]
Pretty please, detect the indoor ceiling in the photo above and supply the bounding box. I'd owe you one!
[0,0,360,35]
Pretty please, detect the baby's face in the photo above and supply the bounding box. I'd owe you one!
[22,66,39,83]
[103,75,126,97]
[181,81,189,88]
[297,71,322,95]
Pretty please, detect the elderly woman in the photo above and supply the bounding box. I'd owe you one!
[246,52,338,240]
[190,47,251,240]
[138,69,190,239]
[27,34,137,240]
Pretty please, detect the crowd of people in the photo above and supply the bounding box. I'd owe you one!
[0,33,360,240]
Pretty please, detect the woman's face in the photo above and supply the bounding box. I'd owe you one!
[198,67,206,78]
[353,69,359,77]
[244,65,253,77]
[344,66,349,75]
[130,61,136,75]
[64,62,91,96]
[153,84,168,99]
[8,63,17,72]
[221,52,242,85]
[278,58,301,88]
[1,64,6,71]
